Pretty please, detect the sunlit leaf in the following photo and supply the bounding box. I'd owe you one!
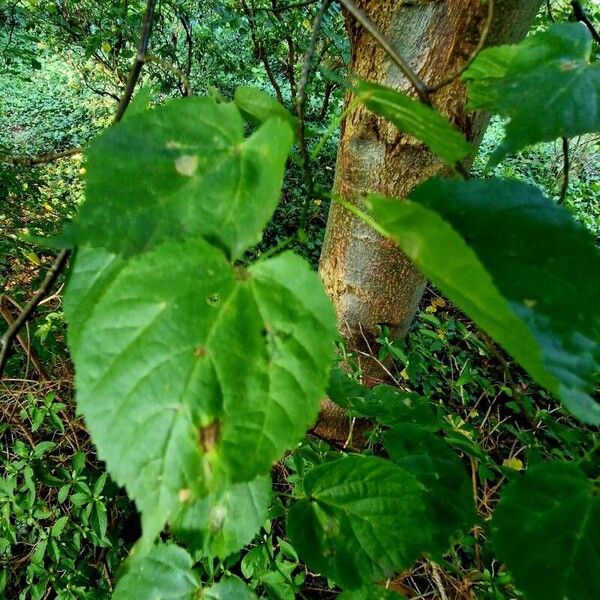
[203,578,258,599]
[172,475,270,559]
[66,241,336,541]
[68,97,293,260]
[113,544,199,600]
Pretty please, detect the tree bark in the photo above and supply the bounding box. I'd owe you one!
[315,0,542,443]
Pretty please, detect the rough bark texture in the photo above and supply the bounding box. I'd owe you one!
[315,0,542,444]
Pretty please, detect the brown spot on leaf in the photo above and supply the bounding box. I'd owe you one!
[199,421,220,452]
[234,265,250,281]
[194,346,207,357]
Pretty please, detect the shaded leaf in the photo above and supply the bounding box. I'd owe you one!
[367,178,600,424]
[356,80,473,166]
[384,424,476,552]
[328,370,436,428]
[288,455,429,589]
[464,23,600,164]
[492,462,600,600]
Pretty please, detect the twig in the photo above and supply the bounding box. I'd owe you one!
[240,0,285,104]
[428,0,494,92]
[429,561,449,600]
[113,0,158,124]
[145,54,193,96]
[571,1,600,45]
[0,147,82,167]
[297,0,333,229]
[0,250,70,379]
[469,458,483,573]
[558,137,569,205]
[337,0,431,104]
[0,297,48,381]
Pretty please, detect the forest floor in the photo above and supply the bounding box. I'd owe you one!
[1,56,599,600]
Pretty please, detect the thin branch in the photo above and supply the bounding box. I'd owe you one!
[571,1,600,45]
[239,0,285,104]
[558,137,570,205]
[0,147,82,167]
[297,0,333,229]
[0,250,70,379]
[428,0,494,93]
[145,54,192,96]
[113,0,158,124]
[0,298,48,381]
[337,0,431,104]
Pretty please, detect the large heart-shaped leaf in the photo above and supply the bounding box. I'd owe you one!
[384,424,476,552]
[66,241,336,541]
[172,475,270,559]
[492,462,600,600]
[63,246,124,349]
[355,80,473,167]
[287,455,430,589]
[113,544,199,600]
[463,23,600,164]
[67,97,293,259]
[367,178,600,424]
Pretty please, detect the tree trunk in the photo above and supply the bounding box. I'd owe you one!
[315,0,542,443]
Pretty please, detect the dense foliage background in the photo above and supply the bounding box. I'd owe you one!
[1,1,599,599]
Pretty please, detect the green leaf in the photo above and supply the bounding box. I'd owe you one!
[328,370,436,428]
[123,87,153,121]
[327,367,365,409]
[203,578,258,599]
[66,241,336,541]
[173,475,270,559]
[68,97,293,260]
[234,86,297,136]
[63,246,125,350]
[464,23,600,164]
[355,80,473,166]
[384,425,476,552]
[338,587,405,599]
[113,544,199,600]
[492,462,600,600]
[367,178,600,424]
[288,455,429,589]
